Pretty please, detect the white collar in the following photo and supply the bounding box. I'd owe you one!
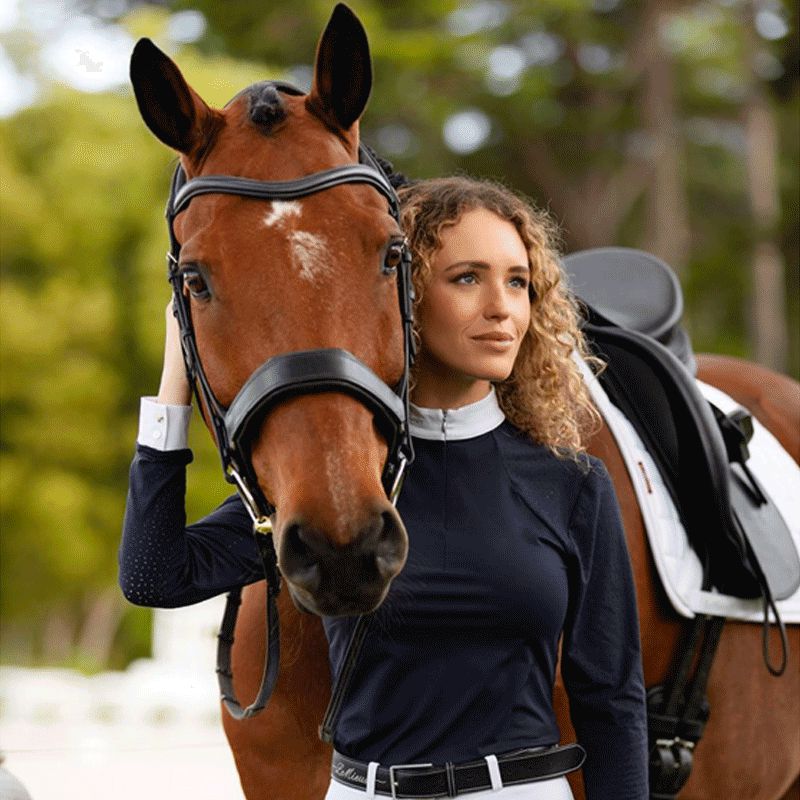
[409,386,506,441]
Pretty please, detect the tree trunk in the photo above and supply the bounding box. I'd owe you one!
[743,4,788,371]
[519,3,682,253]
[640,2,690,274]
[41,609,75,663]
[76,587,126,668]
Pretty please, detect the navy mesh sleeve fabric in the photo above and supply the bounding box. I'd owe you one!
[561,462,648,799]
[119,444,262,607]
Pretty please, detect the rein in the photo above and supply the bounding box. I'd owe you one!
[163,102,415,722]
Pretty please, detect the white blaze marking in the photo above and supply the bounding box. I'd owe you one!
[291,231,329,281]
[262,201,301,228]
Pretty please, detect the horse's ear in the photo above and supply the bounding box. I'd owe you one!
[306,3,372,133]
[130,38,219,157]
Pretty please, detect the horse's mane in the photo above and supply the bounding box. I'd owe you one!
[361,143,412,190]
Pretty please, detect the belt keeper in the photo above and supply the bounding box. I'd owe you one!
[484,754,503,791]
[365,762,378,800]
[445,761,456,797]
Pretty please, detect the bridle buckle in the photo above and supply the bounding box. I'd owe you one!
[225,464,263,524]
[389,454,409,507]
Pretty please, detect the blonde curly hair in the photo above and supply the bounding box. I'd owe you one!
[398,176,601,456]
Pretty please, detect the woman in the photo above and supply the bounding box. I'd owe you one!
[120,176,648,799]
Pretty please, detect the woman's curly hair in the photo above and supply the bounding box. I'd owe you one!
[398,176,601,456]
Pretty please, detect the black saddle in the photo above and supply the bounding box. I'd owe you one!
[562,248,799,604]
[563,247,696,374]
[565,246,799,795]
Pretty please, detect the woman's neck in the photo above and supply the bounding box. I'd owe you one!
[410,373,492,410]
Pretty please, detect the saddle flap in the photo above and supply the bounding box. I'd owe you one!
[729,467,800,601]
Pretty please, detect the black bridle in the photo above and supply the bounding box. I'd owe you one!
[163,87,415,720]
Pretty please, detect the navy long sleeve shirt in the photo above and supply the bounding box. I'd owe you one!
[120,392,648,799]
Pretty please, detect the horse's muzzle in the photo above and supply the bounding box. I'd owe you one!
[277,505,407,617]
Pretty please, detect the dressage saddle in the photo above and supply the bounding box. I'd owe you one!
[563,246,799,798]
[564,247,696,373]
[562,247,799,605]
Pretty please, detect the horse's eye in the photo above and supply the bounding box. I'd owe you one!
[383,242,405,275]
[182,270,210,300]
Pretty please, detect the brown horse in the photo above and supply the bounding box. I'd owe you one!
[130,6,800,799]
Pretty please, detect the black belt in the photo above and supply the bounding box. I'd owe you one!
[330,744,586,798]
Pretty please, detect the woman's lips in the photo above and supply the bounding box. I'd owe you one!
[471,333,516,350]
[471,332,514,342]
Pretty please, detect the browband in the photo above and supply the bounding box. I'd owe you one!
[170,164,399,221]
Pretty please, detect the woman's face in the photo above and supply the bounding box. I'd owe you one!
[413,207,531,408]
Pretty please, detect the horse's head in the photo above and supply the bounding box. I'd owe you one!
[130,4,410,617]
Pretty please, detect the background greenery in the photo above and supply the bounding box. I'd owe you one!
[1,0,797,670]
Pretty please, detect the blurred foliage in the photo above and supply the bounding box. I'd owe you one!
[0,8,267,667]
[171,0,798,365]
[0,0,797,668]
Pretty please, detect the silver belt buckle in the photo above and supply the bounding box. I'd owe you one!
[388,762,433,800]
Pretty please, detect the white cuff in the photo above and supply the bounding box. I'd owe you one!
[137,397,192,451]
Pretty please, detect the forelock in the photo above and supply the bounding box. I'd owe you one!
[247,83,287,133]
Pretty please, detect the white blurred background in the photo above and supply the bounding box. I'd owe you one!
[0,597,245,799]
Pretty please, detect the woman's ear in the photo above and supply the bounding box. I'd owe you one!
[306,3,372,134]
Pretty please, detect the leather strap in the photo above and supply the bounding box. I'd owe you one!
[226,348,406,455]
[215,529,281,720]
[330,745,586,798]
[170,165,398,220]
[319,614,373,743]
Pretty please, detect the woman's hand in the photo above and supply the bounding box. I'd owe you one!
[157,299,192,406]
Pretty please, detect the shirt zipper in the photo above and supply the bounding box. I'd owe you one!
[442,410,448,554]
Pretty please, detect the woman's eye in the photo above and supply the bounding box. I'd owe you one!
[182,270,210,299]
[454,272,477,285]
[510,277,529,289]
[383,242,404,275]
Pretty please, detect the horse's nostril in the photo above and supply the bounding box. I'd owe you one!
[292,526,316,557]
[369,510,407,580]
[281,522,325,591]
[279,507,407,611]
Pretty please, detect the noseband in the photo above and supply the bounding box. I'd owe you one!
[163,83,415,720]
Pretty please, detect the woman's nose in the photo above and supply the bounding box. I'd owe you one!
[482,283,511,318]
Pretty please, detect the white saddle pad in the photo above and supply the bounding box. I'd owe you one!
[578,359,800,623]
